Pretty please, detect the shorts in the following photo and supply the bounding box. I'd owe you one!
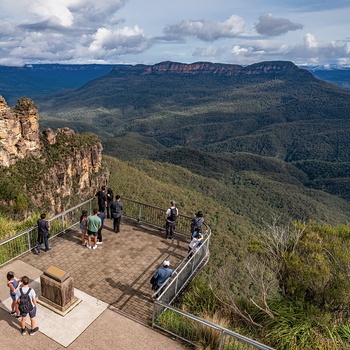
[87,230,98,236]
[20,306,37,319]
[10,294,16,301]
[80,223,86,232]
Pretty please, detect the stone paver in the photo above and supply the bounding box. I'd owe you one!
[20,217,189,323]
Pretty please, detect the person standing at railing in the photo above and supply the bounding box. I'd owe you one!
[191,210,204,236]
[106,187,114,219]
[110,195,123,233]
[188,232,203,259]
[80,210,88,246]
[97,210,105,244]
[165,200,178,239]
[95,185,107,214]
[36,213,51,254]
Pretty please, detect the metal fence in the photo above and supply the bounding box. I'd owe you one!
[0,198,93,266]
[151,232,274,350]
[153,301,275,350]
[0,197,195,266]
[122,197,193,235]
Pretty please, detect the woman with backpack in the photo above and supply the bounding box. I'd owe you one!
[191,210,204,236]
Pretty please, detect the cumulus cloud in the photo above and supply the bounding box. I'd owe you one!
[225,34,350,66]
[89,26,148,55]
[163,15,245,42]
[255,14,303,36]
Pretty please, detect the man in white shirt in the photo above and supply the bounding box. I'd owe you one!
[16,275,39,336]
[165,200,178,239]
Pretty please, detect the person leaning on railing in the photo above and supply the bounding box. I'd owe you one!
[151,259,173,298]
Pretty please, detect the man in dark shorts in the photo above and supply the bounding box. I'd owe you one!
[16,275,39,336]
[86,208,101,249]
[36,213,51,254]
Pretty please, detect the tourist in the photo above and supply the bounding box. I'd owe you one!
[191,210,204,236]
[188,232,203,258]
[97,210,105,244]
[36,213,51,254]
[152,260,173,298]
[16,275,38,336]
[6,271,21,318]
[80,209,88,246]
[86,208,101,249]
[110,195,123,233]
[106,187,114,219]
[95,185,107,213]
[165,200,178,239]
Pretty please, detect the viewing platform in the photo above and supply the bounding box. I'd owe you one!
[0,199,273,350]
[17,216,190,323]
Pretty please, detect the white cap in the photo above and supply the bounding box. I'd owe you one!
[163,259,170,267]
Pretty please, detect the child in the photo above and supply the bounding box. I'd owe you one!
[16,275,38,336]
[6,271,21,318]
[80,210,88,245]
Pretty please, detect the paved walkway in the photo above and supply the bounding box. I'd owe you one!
[0,217,190,349]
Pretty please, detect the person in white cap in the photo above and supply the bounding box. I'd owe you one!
[165,200,178,239]
[152,259,173,298]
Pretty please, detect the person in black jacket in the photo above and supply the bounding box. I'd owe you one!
[36,213,51,254]
[106,188,114,219]
[95,185,107,213]
[110,195,123,233]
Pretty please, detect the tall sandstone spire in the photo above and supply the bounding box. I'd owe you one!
[0,96,41,167]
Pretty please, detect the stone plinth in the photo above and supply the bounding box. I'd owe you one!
[38,266,81,316]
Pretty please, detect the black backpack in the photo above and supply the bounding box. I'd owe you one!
[168,207,177,221]
[18,288,33,314]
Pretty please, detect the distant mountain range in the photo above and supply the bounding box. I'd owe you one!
[1,60,350,225]
[0,61,349,107]
[0,64,115,106]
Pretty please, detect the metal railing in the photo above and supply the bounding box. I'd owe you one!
[151,232,274,349]
[0,198,93,266]
[0,196,193,266]
[121,197,193,235]
[152,301,275,350]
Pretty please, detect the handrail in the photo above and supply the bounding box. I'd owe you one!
[153,301,275,350]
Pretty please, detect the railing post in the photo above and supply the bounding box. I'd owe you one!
[218,329,225,350]
[138,204,142,222]
[62,213,65,232]
[27,230,32,251]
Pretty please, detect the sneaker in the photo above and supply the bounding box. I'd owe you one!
[30,327,39,336]
[85,243,91,249]
[15,315,21,319]
[21,328,27,336]
[92,245,97,249]
[97,241,103,245]
[10,311,16,315]
[45,248,52,252]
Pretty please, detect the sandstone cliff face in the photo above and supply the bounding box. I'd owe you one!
[0,96,108,215]
[112,60,313,78]
[0,96,41,167]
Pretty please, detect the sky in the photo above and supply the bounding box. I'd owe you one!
[0,0,350,67]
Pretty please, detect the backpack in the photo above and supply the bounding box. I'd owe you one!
[168,207,177,222]
[18,288,33,314]
[150,276,159,290]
